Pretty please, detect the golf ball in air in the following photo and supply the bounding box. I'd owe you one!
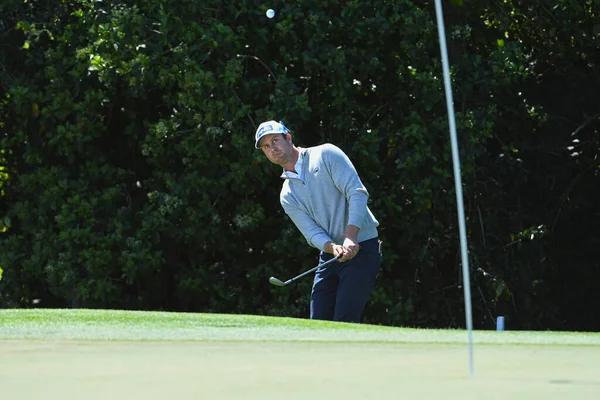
[266,9,275,18]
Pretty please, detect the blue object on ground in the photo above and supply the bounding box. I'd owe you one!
[497,316,505,331]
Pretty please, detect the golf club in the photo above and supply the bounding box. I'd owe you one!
[269,254,342,287]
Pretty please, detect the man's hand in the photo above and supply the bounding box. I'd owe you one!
[324,241,350,262]
[340,237,359,262]
[324,223,361,262]
[339,224,360,262]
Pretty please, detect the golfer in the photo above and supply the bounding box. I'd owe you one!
[255,120,382,323]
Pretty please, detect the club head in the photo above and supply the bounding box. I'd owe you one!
[269,277,286,287]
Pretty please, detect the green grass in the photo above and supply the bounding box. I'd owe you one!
[2,309,600,400]
[1,308,599,345]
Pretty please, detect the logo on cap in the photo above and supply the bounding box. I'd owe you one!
[255,120,290,149]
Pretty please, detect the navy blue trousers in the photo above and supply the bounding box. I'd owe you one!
[310,238,381,323]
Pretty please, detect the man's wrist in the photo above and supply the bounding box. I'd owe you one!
[323,241,335,254]
[344,224,360,242]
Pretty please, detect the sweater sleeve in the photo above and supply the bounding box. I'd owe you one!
[280,198,333,251]
[323,144,369,228]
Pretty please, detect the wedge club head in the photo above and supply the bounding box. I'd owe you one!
[268,277,287,287]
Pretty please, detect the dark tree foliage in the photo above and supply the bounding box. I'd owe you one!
[1,0,598,331]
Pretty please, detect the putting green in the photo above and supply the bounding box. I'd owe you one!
[1,310,599,399]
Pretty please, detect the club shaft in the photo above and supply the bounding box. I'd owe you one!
[287,254,341,284]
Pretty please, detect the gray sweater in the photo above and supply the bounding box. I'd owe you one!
[279,144,379,251]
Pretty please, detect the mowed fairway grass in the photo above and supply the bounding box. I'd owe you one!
[1,310,599,400]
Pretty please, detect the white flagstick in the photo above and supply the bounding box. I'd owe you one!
[433,0,475,378]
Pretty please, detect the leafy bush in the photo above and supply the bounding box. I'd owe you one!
[0,0,598,331]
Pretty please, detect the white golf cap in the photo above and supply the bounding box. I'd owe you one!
[254,120,291,149]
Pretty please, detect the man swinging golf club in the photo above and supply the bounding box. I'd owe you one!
[255,120,382,323]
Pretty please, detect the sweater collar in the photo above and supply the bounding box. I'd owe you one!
[280,147,306,180]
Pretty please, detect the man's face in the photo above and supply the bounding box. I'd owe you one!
[259,133,294,166]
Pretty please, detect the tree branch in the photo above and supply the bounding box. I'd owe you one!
[236,54,278,83]
[571,112,600,137]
